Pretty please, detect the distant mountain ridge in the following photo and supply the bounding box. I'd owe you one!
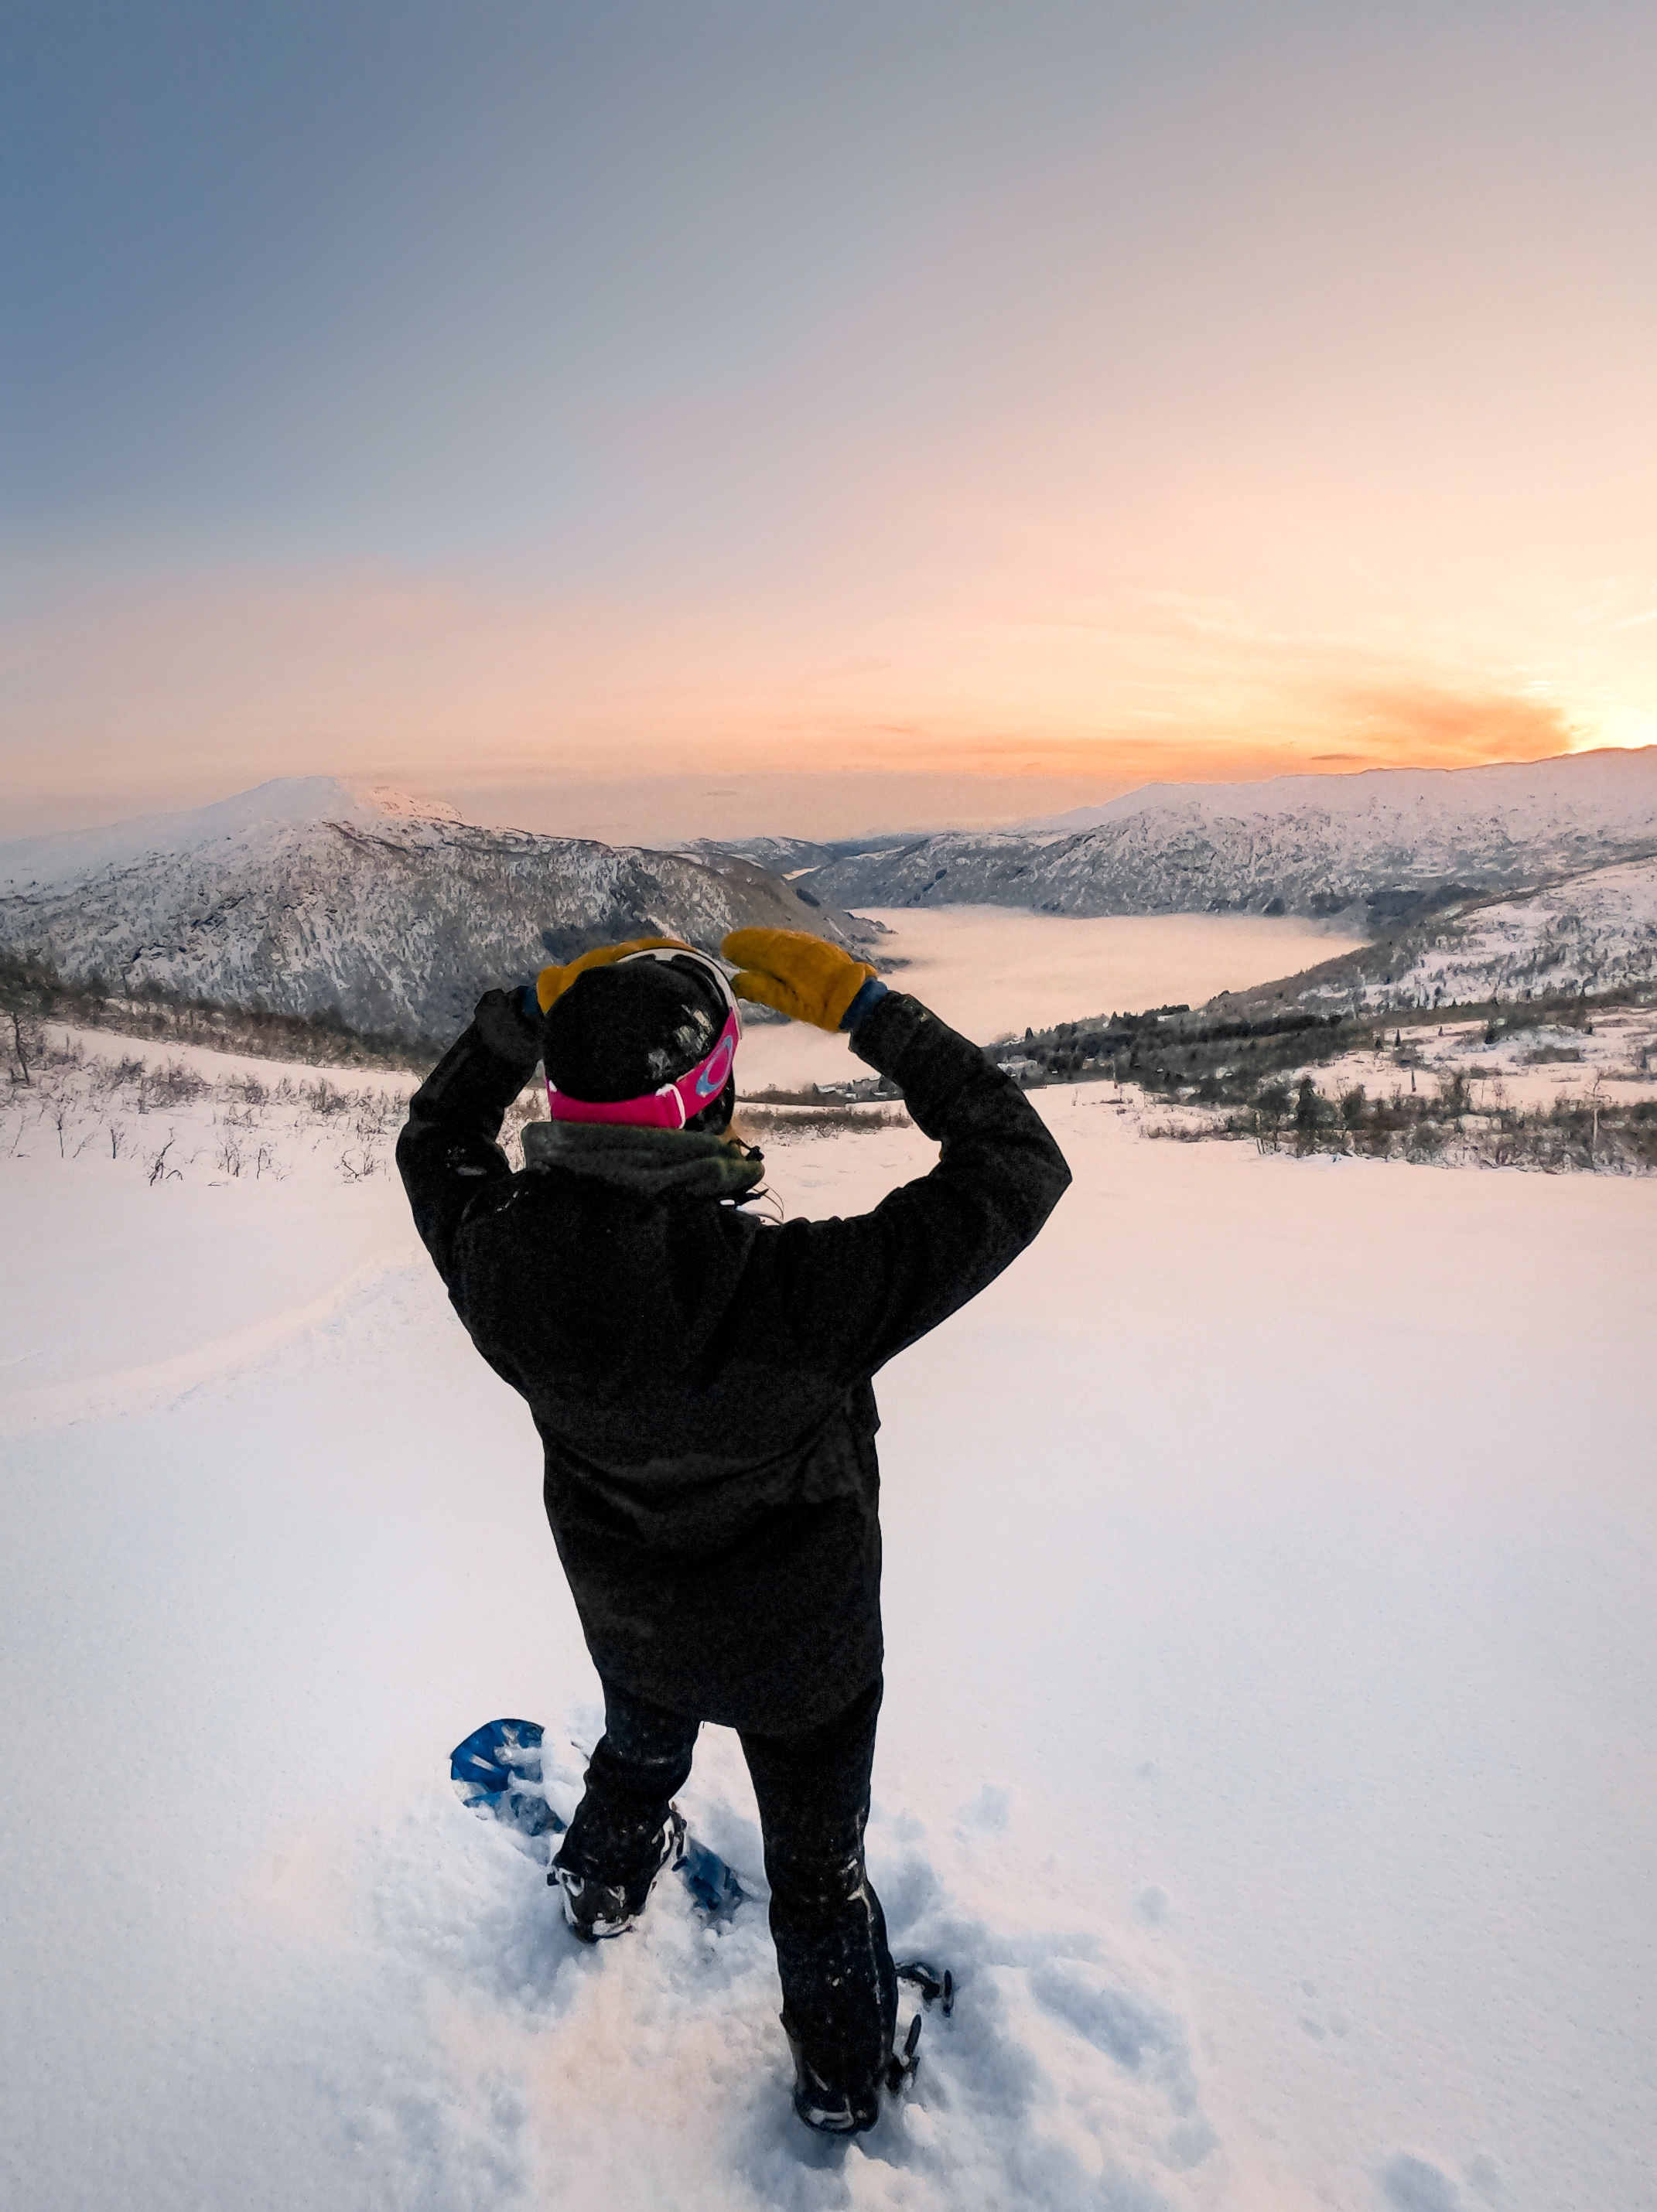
[11,749,1657,1047]
[794,748,1657,924]
[0,777,458,893]
[0,782,878,1044]
[1015,749,1657,835]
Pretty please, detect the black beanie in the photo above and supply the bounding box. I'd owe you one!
[542,958,728,1105]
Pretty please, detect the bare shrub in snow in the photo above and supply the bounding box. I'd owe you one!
[736,1104,908,1142]
[48,1091,75,1157]
[8,1009,33,1084]
[148,1061,209,1108]
[1161,1070,1657,1174]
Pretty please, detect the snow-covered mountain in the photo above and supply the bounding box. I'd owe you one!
[805,748,1657,924]
[0,782,878,1043]
[0,777,455,894]
[674,835,841,879]
[1218,852,1657,1017]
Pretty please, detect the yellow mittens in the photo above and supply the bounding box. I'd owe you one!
[721,928,876,1032]
[540,928,877,1033]
[535,937,692,1014]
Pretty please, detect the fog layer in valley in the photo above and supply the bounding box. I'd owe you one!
[739,910,1361,1090]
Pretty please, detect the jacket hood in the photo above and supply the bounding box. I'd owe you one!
[521,1118,765,1203]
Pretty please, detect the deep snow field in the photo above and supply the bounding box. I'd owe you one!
[2,913,1652,2212]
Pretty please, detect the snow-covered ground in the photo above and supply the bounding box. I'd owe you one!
[1136,999,1657,1163]
[1318,1001,1657,1117]
[3,937,1652,2212]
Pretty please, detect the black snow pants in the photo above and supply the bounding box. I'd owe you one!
[554,1674,897,2091]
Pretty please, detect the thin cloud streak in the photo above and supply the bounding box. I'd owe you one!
[0,564,1612,838]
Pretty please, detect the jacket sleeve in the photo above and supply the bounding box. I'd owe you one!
[747,992,1071,1380]
[396,989,543,1289]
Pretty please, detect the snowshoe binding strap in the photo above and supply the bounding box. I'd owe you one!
[884,2011,924,2094]
[896,1959,955,2017]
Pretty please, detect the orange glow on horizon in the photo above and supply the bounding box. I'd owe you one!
[7,556,1649,841]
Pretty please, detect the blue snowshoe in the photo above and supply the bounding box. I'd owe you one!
[449,1718,747,1927]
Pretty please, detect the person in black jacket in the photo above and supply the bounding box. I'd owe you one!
[397,926,1070,2134]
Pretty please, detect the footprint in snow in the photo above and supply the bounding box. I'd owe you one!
[1379,2152,1464,2211]
[339,1722,1233,2210]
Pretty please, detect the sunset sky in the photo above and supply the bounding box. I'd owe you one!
[5,1,1655,845]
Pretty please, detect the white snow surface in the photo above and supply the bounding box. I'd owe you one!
[2,970,1653,2210]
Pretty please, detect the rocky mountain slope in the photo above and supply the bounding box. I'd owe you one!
[675,835,840,879]
[800,748,1657,924]
[1212,852,1657,1018]
[0,782,878,1044]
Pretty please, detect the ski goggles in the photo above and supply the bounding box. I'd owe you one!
[545,947,743,1131]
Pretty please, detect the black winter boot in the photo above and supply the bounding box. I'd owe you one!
[783,2018,883,2135]
[784,1971,939,2138]
[552,1807,685,1942]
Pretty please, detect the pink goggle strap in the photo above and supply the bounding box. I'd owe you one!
[545,1005,740,1129]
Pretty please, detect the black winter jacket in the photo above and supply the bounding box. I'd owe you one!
[397,990,1070,1733]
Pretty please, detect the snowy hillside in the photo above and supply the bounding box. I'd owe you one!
[805,747,1657,923]
[1221,852,1657,1017]
[0,782,877,1043]
[3,1019,1652,2212]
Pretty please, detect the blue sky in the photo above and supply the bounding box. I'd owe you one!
[5,2,1655,843]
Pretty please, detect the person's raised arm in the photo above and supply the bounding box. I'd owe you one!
[722,930,1071,1379]
[397,988,543,1284]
